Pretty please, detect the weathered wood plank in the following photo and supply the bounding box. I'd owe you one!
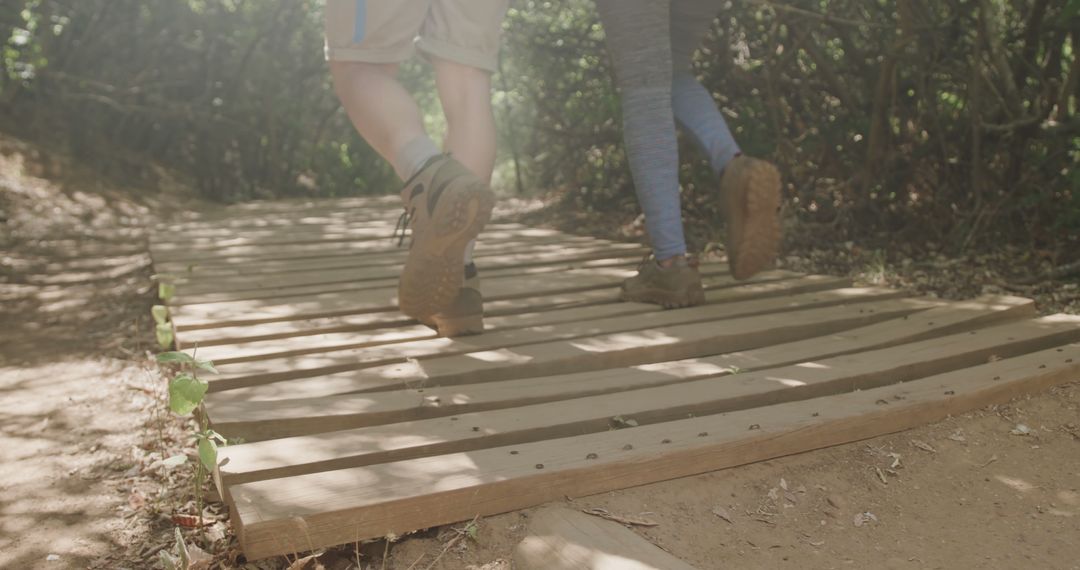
[150,224,578,263]
[198,274,847,367]
[175,270,801,342]
[229,343,1080,559]
[215,309,1066,485]
[156,237,635,280]
[151,234,620,276]
[205,295,927,441]
[514,507,700,570]
[167,265,643,328]
[170,245,647,301]
[204,281,875,393]
[167,261,749,328]
[200,295,1030,428]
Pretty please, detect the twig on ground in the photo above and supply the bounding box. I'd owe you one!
[423,515,479,570]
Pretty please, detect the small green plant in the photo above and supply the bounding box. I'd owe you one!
[157,350,222,528]
[153,273,179,303]
[152,304,174,349]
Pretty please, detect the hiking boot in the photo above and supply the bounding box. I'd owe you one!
[721,155,782,280]
[395,155,495,322]
[424,263,484,337]
[620,256,706,309]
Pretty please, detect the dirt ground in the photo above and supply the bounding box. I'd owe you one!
[1,137,1078,570]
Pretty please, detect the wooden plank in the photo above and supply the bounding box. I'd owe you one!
[215,308,1067,485]
[150,224,575,263]
[167,265,642,328]
[229,343,1080,560]
[514,507,700,570]
[167,262,748,329]
[174,270,802,342]
[205,295,927,441]
[151,234,618,276]
[197,274,846,366]
[155,196,399,232]
[247,294,1027,426]
[204,281,877,393]
[170,244,647,300]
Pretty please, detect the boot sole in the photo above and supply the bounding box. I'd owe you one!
[432,312,485,337]
[728,160,782,281]
[398,185,495,321]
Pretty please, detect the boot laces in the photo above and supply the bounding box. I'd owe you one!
[392,206,416,247]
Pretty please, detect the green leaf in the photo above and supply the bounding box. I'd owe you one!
[162,454,189,468]
[155,323,174,349]
[151,305,169,325]
[168,373,208,415]
[198,437,218,470]
[157,351,195,365]
[193,359,218,375]
[1063,0,1080,22]
[206,430,227,445]
[158,282,176,302]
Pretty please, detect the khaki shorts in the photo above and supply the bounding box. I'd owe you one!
[325,0,510,72]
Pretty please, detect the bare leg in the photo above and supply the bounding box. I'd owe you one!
[329,61,435,179]
[433,58,497,184]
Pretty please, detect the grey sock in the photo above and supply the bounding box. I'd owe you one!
[394,135,440,180]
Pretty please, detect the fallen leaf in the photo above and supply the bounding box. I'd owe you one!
[911,440,937,453]
[888,452,903,469]
[286,553,325,570]
[853,512,878,527]
[712,506,734,524]
[780,478,789,491]
[1011,424,1032,436]
[171,514,202,528]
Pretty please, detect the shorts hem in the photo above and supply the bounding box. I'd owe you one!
[325,45,415,64]
[416,37,498,73]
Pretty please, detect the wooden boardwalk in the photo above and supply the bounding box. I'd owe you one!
[149,197,1080,561]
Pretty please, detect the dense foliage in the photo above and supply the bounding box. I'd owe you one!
[2,0,1078,256]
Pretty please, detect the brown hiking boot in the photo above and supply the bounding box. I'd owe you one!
[620,256,706,309]
[395,155,495,322]
[721,155,782,280]
[423,263,484,337]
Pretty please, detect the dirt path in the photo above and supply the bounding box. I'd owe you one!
[0,139,188,570]
[1,138,1077,569]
